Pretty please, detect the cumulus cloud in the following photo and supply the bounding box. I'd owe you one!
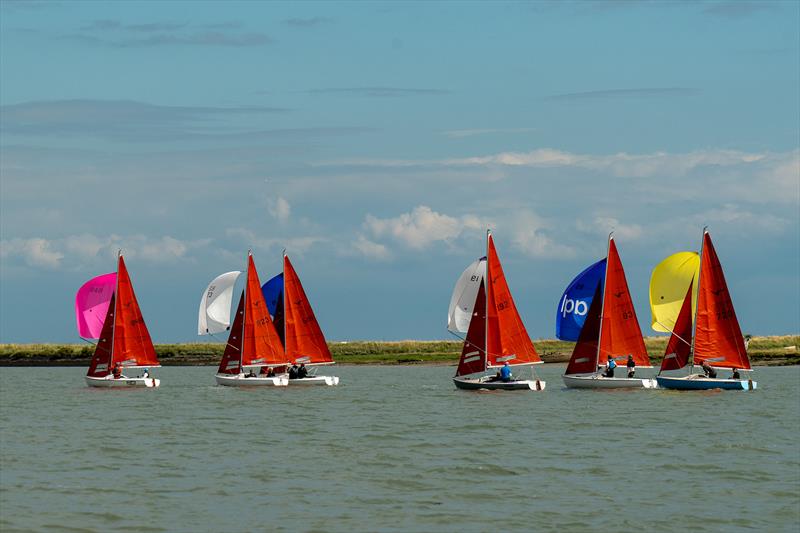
[509,210,577,259]
[351,235,390,261]
[225,228,326,257]
[0,234,201,270]
[577,216,644,241]
[268,197,291,223]
[364,205,485,250]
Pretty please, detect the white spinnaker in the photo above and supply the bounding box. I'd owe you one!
[447,257,486,333]
[198,271,243,335]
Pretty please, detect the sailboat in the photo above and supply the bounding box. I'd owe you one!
[201,252,290,387]
[278,253,339,386]
[451,231,545,391]
[561,235,657,389]
[79,253,161,388]
[652,229,757,390]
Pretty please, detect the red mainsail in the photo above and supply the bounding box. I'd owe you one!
[485,234,541,367]
[660,281,693,372]
[693,232,750,369]
[455,280,487,377]
[565,283,604,375]
[283,255,333,365]
[598,238,651,367]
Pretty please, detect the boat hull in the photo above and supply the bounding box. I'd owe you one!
[286,375,339,386]
[656,374,757,391]
[453,376,546,391]
[85,375,160,388]
[562,373,658,389]
[215,374,288,387]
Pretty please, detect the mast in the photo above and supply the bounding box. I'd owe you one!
[689,227,707,372]
[282,248,287,363]
[485,229,490,373]
[110,249,121,371]
[595,233,612,370]
[240,249,250,373]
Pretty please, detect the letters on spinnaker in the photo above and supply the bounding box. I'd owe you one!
[198,271,242,335]
[555,259,605,341]
[75,272,117,339]
[447,257,486,333]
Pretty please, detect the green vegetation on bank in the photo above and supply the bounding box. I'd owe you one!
[0,336,797,366]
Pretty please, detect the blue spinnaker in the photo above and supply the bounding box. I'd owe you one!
[556,259,606,341]
[261,273,284,317]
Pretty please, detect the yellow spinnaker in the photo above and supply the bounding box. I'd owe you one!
[649,251,700,332]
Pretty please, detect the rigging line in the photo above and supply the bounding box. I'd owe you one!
[655,320,692,348]
[79,337,98,346]
[208,332,241,352]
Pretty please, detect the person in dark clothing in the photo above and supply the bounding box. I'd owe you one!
[266,367,276,377]
[604,356,616,378]
[488,371,502,382]
[297,363,308,379]
[701,361,717,378]
[626,355,635,378]
[288,364,299,380]
[112,363,122,379]
[244,368,256,378]
[731,368,741,379]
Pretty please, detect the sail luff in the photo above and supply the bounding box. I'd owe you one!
[595,234,612,369]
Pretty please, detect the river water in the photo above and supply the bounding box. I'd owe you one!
[1,365,798,532]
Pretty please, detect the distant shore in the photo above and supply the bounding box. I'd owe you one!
[1,336,797,366]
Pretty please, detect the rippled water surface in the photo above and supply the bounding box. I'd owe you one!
[1,365,798,532]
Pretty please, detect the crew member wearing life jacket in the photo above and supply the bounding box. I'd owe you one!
[604,356,616,378]
[500,362,512,382]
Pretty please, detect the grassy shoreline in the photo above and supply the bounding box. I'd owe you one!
[0,336,797,366]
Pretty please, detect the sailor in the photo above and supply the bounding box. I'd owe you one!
[626,355,635,378]
[604,356,616,378]
[701,361,717,378]
[500,362,512,382]
[142,368,150,379]
[264,367,276,377]
[288,363,299,380]
[297,363,308,379]
[731,367,741,380]
[244,367,256,378]
[112,363,122,379]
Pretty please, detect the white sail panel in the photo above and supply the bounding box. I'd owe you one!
[447,257,486,333]
[198,271,242,335]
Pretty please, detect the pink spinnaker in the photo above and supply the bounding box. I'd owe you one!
[75,272,117,339]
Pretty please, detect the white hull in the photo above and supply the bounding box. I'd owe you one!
[215,373,288,387]
[562,373,657,389]
[286,375,340,386]
[453,376,546,391]
[85,375,160,388]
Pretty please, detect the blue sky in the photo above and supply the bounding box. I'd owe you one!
[1,0,798,343]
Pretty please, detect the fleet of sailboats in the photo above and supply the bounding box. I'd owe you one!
[73,229,758,393]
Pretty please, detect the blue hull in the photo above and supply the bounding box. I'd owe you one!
[656,375,757,391]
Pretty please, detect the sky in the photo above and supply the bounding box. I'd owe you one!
[1,0,798,343]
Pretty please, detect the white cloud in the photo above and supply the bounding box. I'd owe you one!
[0,234,201,270]
[577,216,644,241]
[364,205,486,250]
[508,211,577,259]
[225,227,325,257]
[351,235,391,261]
[267,196,291,223]
[0,238,64,268]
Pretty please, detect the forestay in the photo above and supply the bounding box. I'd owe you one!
[447,257,486,333]
[198,271,242,335]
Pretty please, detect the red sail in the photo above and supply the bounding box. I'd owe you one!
[112,256,159,368]
[241,255,286,367]
[660,281,693,372]
[87,293,116,377]
[599,239,651,367]
[283,255,333,365]
[565,283,603,375]
[485,234,541,367]
[694,232,750,369]
[456,280,487,377]
[218,293,245,374]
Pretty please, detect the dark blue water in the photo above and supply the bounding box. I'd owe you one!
[1,365,798,532]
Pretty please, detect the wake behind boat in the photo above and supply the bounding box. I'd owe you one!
[651,229,757,391]
[450,231,545,392]
[559,235,657,389]
[79,253,161,388]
